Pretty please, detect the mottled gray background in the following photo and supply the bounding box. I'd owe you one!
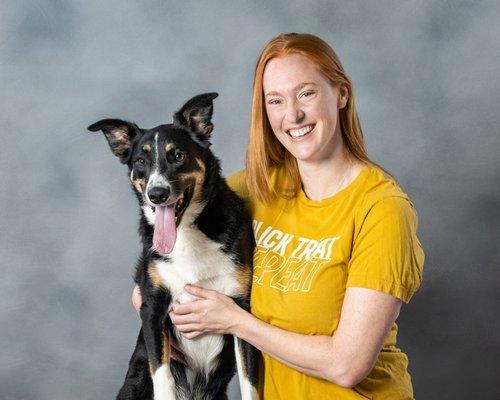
[1,0,499,399]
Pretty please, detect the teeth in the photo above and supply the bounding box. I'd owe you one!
[175,197,184,211]
[288,125,314,138]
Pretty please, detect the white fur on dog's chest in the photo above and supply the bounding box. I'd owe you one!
[155,223,241,300]
[154,223,241,375]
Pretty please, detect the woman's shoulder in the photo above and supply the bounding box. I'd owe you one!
[226,166,283,201]
[360,165,413,208]
[350,164,421,227]
[227,164,416,216]
[226,169,249,200]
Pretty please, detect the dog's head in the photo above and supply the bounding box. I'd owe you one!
[87,92,218,255]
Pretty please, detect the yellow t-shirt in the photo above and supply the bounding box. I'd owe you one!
[227,164,425,400]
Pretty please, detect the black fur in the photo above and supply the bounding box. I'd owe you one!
[88,93,260,400]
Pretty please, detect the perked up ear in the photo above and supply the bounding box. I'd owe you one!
[87,119,139,164]
[173,92,218,146]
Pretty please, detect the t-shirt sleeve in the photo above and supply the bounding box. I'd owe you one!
[346,196,425,303]
[226,169,250,201]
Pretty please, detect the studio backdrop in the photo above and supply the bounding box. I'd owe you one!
[1,1,499,399]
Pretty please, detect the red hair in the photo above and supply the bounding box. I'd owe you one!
[245,33,387,203]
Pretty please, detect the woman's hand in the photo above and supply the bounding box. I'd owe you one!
[132,284,142,314]
[169,284,244,340]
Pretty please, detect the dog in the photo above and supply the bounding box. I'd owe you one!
[88,93,260,400]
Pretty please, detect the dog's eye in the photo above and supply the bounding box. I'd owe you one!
[175,152,185,162]
[136,158,145,165]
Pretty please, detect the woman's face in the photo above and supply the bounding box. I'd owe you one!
[263,53,348,165]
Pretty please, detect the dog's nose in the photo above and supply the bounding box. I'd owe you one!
[147,187,170,205]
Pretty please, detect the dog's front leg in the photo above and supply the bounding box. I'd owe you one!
[116,328,153,400]
[234,337,260,400]
[141,297,177,400]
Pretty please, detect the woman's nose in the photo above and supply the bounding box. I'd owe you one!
[285,100,305,124]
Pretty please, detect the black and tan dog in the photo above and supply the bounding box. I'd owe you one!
[88,93,259,400]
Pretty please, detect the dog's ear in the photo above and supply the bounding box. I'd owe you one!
[87,119,139,164]
[174,92,218,147]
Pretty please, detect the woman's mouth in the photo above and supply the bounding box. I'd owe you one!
[286,124,315,140]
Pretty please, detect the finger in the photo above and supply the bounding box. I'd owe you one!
[184,284,217,299]
[132,284,142,314]
[175,323,202,333]
[171,301,201,315]
[170,311,199,325]
[181,330,203,340]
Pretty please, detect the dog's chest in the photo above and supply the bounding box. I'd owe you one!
[153,224,241,301]
[152,224,241,375]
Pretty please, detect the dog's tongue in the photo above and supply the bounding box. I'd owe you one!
[153,205,176,255]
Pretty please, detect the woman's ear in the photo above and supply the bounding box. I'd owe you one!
[338,85,349,109]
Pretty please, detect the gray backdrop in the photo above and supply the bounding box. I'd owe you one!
[1,1,499,399]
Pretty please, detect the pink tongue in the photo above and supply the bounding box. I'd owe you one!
[153,205,177,255]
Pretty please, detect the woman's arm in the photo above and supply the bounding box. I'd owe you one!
[169,284,401,388]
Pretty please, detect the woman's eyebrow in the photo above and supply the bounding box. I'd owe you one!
[265,82,318,97]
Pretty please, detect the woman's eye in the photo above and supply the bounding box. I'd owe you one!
[175,152,185,162]
[268,99,282,105]
[301,91,314,98]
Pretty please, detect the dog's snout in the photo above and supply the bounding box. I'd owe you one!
[147,187,170,205]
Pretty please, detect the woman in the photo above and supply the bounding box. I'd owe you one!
[133,33,424,399]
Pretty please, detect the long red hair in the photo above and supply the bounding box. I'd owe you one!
[245,33,386,203]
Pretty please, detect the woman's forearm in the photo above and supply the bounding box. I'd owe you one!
[170,285,398,388]
[233,309,351,386]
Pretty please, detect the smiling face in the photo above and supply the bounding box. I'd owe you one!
[263,53,348,165]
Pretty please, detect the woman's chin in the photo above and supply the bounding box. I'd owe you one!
[288,148,317,163]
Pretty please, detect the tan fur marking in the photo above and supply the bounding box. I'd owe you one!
[149,360,155,376]
[178,157,207,203]
[142,144,151,153]
[148,263,164,289]
[179,171,204,183]
[132,178,145,194]
[181,172,204,202]
[165,143,175,152]
[235,267,253,296]
[129,170,146,195]
[161,331,170,365]
[195,157,205,172]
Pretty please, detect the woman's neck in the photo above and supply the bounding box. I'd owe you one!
[297,146,364,201]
